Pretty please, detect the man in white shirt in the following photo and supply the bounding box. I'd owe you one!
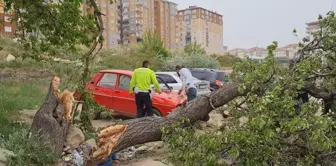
[176,65,197,101]
[176,65,210,122]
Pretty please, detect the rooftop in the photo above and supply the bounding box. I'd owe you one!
[306,21,320,26]
[178,6,223,17]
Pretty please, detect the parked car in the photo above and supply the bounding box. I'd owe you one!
[155,72,211,96]
[189,68,230,91]
[74,70,185,118]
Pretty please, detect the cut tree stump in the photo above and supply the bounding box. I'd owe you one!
[30,76,70,157]
[86,84,241,165]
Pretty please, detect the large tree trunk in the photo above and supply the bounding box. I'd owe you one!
[86,84,240,165]
[30,77,70,157]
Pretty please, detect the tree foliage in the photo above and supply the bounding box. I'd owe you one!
[213,54,242,68]
[161,54,220,71]
[163,11,336,166]
[184,41,206,56]
[139,30,170,58]
[2,0,96,59]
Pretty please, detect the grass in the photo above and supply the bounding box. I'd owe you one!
[0,80,58,166]
[4,129,57,166]
[0,81,47,137]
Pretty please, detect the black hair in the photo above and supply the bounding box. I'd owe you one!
[142,60,150,68]
[175,65,182,70]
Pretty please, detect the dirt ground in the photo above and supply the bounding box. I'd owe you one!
[17,109,226,166]
[0,68,52,82]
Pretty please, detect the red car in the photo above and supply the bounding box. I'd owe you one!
[75,70,185,118]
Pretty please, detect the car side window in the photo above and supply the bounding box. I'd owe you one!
[118,75,131,90]
[98,73,117,88]
[156,74,178,84]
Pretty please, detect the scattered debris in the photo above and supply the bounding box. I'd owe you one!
[59,144,92,166]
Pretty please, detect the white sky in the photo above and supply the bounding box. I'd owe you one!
[173,0,335,49]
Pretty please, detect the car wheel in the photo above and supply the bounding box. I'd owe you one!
[93,110,103,120]
[152,108,162,117]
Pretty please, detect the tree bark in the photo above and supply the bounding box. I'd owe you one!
[86,84,241,165]
[30,77,70,157]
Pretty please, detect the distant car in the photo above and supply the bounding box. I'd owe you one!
[74,70,185,118]
[189,68,230,91]
[155,72,211,96]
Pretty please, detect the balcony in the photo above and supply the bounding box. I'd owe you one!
[136,21,143,25]
[136,14,143,19]
[122,19,129,24]
[135,7,142,13]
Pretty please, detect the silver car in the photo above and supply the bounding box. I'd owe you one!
[155,72,211,96]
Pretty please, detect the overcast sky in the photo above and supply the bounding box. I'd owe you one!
[173,0,335,49]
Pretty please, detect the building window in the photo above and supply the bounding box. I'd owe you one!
[192,10,196,14]
[4,26,12,32]
[192,15,196,19]
[4,16,10,22]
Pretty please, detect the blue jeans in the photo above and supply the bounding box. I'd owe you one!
[97,153,117,166]
[187,87,197,101]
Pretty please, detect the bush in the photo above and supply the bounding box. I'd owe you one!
[2,129,57,166]
[161,54,220,71]
[0,37,24,59]
[97,47,164,71]
[184,41,206,56]
[214,54,242,68]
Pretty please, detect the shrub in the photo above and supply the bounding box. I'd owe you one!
[184,41,206,56]
[139,31,170,58]
[214,54,242,68]
[161,54,220,71]
[3,129,57,166]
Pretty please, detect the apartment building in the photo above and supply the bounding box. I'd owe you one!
[81,0,120,47]
[81,0,156,47]
[306,21,321,41]
[119,0,155,45]
[176,6,224,55]
[0,2,16,37]
[154,0,178,49]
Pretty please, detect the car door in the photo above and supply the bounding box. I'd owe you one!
[93,72,118,110]
[113,74,137,117]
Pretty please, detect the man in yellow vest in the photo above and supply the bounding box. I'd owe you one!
[129,60,161,118]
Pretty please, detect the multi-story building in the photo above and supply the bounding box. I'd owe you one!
[119,0,155,45]
[306,21,321,41]
[81,0,120,47]
[81,0,156,47]
[176,6,224,55]
[154,0,178,49]
[0,2,16,37]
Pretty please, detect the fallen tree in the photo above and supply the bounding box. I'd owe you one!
[87,85,241,164]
